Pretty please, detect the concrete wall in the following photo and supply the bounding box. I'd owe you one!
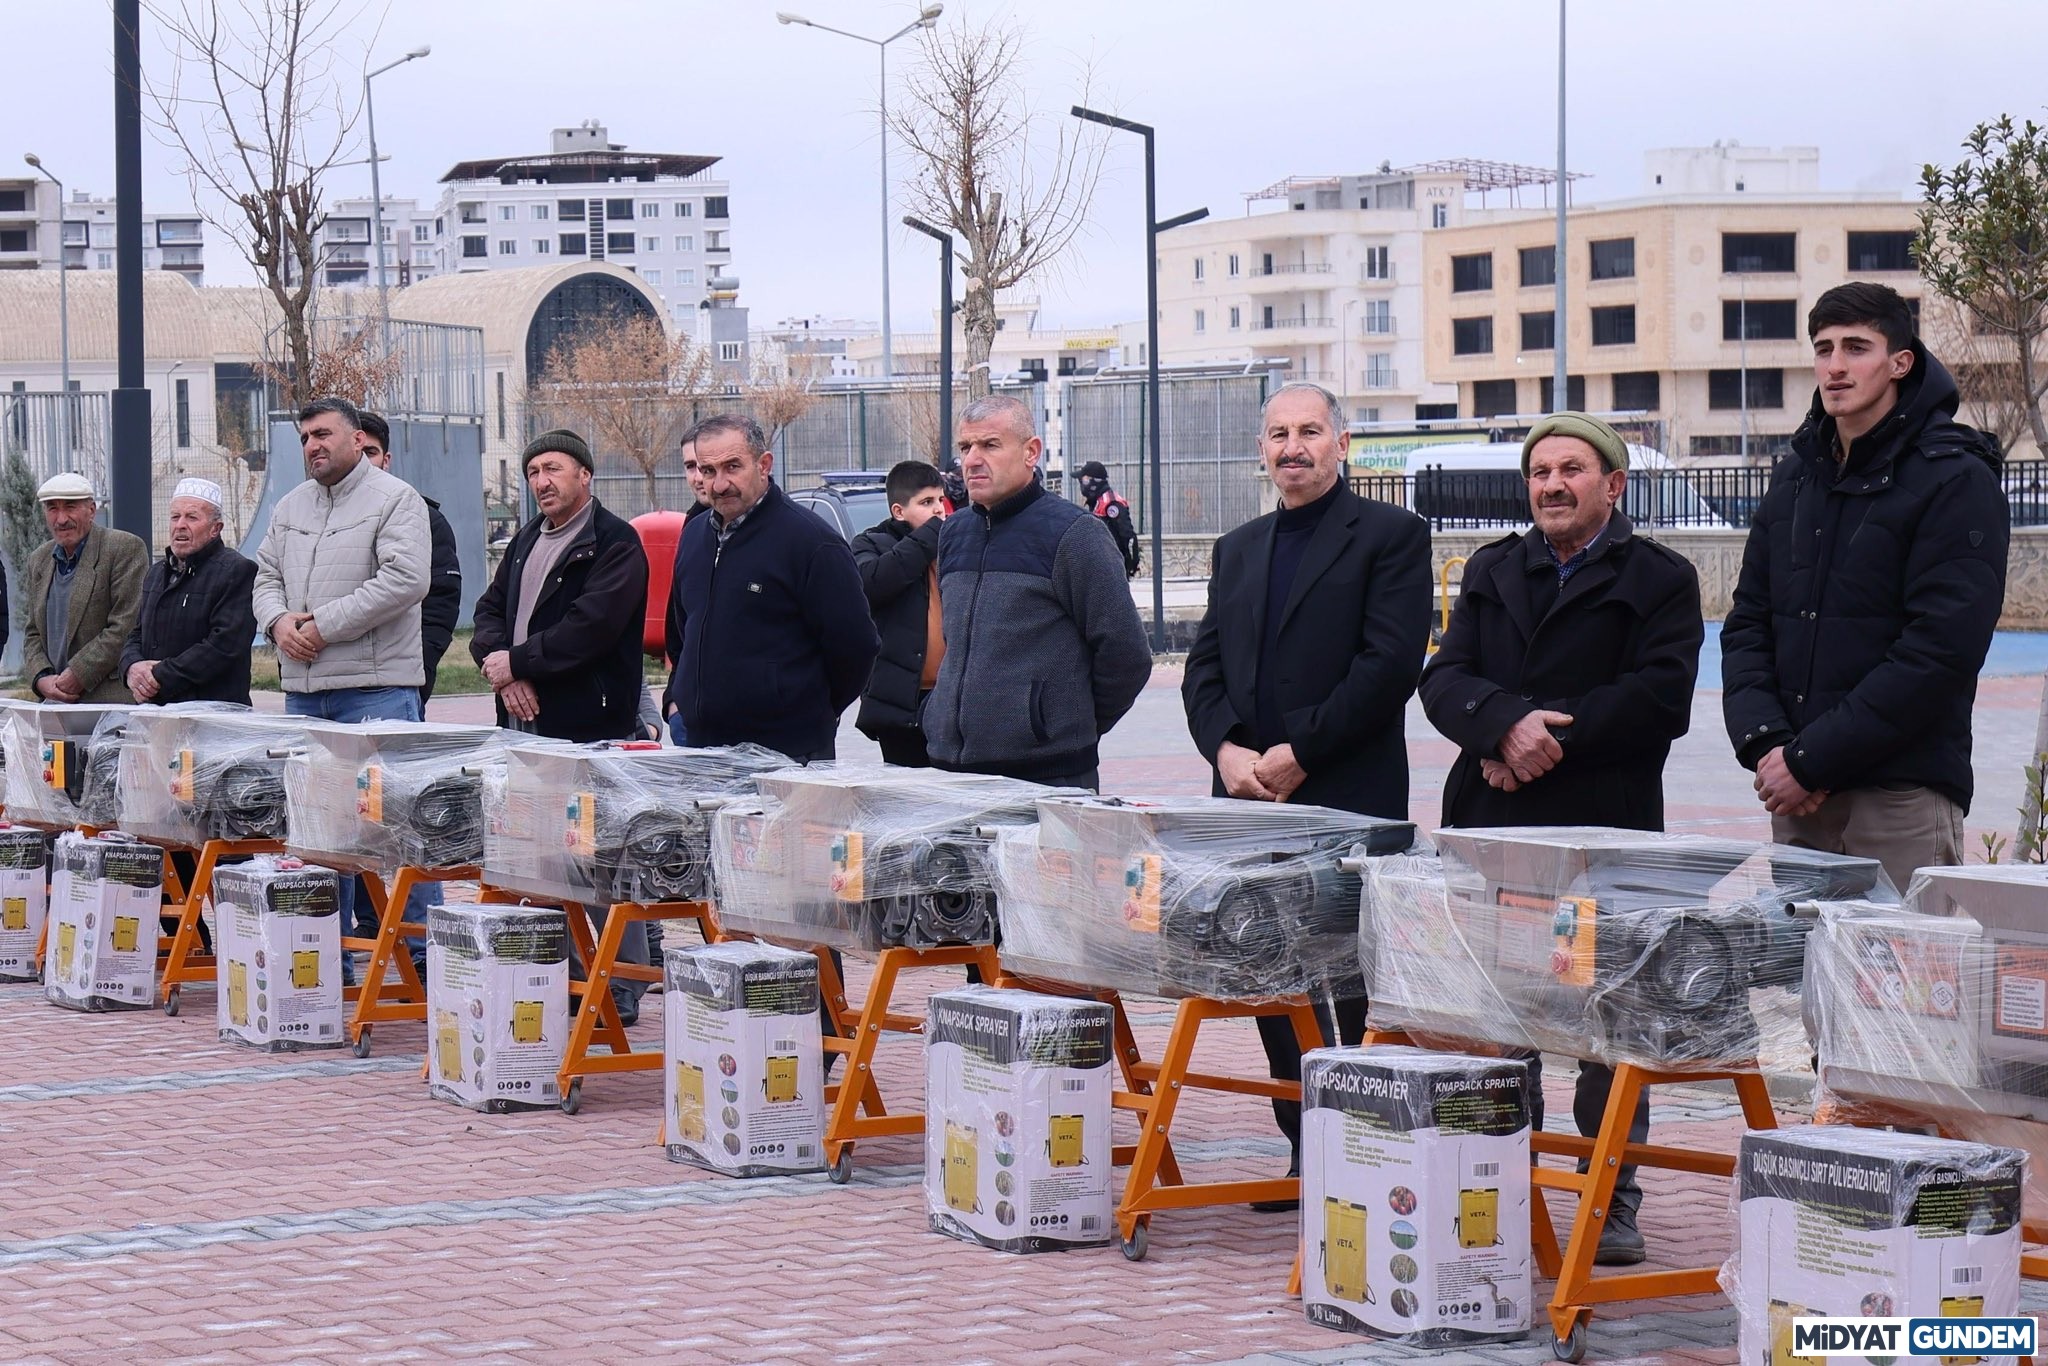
[1156,525,2048,631]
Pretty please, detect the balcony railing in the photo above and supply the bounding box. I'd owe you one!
[1253,262,1333,277]
[1361,370,1400,390]
[1249,316,1335,331]
[1360,318,1397,336]
[1359,266,1397,284]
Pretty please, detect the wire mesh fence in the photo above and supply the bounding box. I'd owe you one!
[1058,371,1276,536]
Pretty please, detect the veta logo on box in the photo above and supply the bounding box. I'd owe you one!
[1789,1317,2037,1358]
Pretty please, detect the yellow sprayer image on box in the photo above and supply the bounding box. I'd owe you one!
[290,950,321,991]
[763,1054,799,1104]
[1321,1197,1373,1305]
[1047,1114,1085,1168]
[675,1062,706,1142]
[2,897,25,932]
[1458,1187,1501,1248]
[943,1122,980,1214]
[1768,1300,1810,1366]
[435,1010,463,1082]
[56,921,76,979]
[228,959,249,1026]
[111,915,140,953]
[1940,1294,1986,1366]
[510,1000,544,1044]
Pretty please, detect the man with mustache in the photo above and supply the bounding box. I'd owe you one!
[1419,410,1703,1264]
[22,472,150,704]
[1182,381,1433,1203]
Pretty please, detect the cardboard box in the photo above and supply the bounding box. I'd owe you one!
[925,986,1114,1253]
[212,857,344,1051]
[43,831,162,1012]
[0,824,51,981]
[662,941,824,1176]
[425,903,568,1111]
[1734,1127,2024,1365]
[1301,1045,1532,1343]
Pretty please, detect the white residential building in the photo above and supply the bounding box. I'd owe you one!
[0,179,206,285]
[429,121,731,337]
[316,195,441,291]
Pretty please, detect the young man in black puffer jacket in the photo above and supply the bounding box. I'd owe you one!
[852,460,948,767]
[1723,281,2010,893]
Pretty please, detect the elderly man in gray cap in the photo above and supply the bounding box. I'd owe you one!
[22,472,150,704]
[121,477,258,707]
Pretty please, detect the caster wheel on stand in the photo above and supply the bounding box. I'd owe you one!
[163,988,180,1018]
[828,1148,855,1184]
[351,1028,374,1058]
[1120,1222,1149,1262]
[560,1079,583,1115]
[1552,1322,1588,1363]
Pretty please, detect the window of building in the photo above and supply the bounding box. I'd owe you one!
[499,205,516,221]
[1193,308,1206,333]
[705,196,729,219]
[0,189,25,213]
[461,235,487,259]
[1848,230,1916,272]
[705,230,726,251]
[719,340,742,362]
[675,235,694,252]
[1364,354,1394,388]
[1589,237,1635,281]
[1520,311,1555,351]
[498,239,518,255]
[0,229,28,253]
[531,204,550,221]
[558,232,587,255]
[643,236,660,253]
[607,232,636,254]
[1538,374,1587,412]
[534,238,551,255]
[1363,245,1391,280]
[1452,316,1494,355]
[1722,298,1799,341]
[1431,203,1448,229]
[174,378,190,448]
[1472,378,1517,417]
[1194,257,1205,282]
[1722,231,1796,273]
[557,199,585,221]
[97,252,113,270]
[1228,306,1241,330]
[1611,371,1660,411]
[606,198,634,221]
[1415,402,1459,421]
[678,268,696,284]
[1363,299,1392,334]
[1355,407,1380,424]
[1227,253,1240,276]
[675,201,693,218]
[644,269,662,286]
[434,216,444,236]
[640,202,661,219]
[413,223,431,242]
[1451,252,1493,293]
[1590,304,1636,346]
[1518,246,1555,289]
[1708,368,1785,409]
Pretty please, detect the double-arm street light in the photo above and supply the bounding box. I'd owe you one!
[902,215,954,466]
[777,5,941,382]
[365,44,430,352]
[1071,105,1207,653]
[22,154,70,439]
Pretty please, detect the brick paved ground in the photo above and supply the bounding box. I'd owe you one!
[6,661,2036,1364]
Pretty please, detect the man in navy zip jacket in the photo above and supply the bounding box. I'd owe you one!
[663,413,878,763]
[924,395,1150,789]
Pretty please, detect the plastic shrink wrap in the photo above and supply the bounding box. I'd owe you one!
[992,795,1414,1000]
[710,767,1057,951]
[1301,1045,1532,1344]
[925,986,1115,1252]
[1360,829,1893,1071]
[213,857,344,1051]
[662,941,824,1177]
[486,740,787,906]
[116,704,308,844]
[0,702,135,828]
[286,722,502,870]
[0,824,50,981]
[1722,1127,2024,1366]
[425,903,569,1112]
[43,831,162,1011]
[1811,863,2048,1220]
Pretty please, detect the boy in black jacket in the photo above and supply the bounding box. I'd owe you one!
[852,461,948,766]
[362,412,461,705]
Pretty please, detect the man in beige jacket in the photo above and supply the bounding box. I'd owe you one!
[22,472,150,705]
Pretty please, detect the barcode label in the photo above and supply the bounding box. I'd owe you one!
[527,975,549,987]
[1472,1162,1500,1177]
[1059,1078,1088,1092]
[1495,1299,1516,1321]
[1953,1266,1984,1285]
[773,1040,798,1053]
[796,1145,813,1159]
[1080,1216,1101,1231]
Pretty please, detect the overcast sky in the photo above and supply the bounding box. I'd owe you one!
[7,0,2045,330]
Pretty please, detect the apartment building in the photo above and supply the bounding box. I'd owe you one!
[315,195,440,291]
[0,179,205,284]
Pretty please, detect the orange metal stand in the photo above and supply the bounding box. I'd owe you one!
[1110,994,1322,1261]
[556,898,721,1115]
[344,864,477,1057]
[157,837,286,1016]
[818,942,1002,1184]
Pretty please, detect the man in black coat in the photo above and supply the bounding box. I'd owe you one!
[1723,282,2009,893]
[1419,410,1704,1266]
[1181,381,1432,1198]
[663,414,879,763]
[120,476,258,706]
[852,460,947,766]
[362,412,461,705]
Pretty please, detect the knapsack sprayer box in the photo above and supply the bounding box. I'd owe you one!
[213,858,343,1051]
[425,904,568,1112]
[43,831,161,1012]
[662,941,824,1176]
[0,825,50,980]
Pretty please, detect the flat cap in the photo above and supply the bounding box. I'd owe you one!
[1520,412,1630,475]
[36,472,96,503]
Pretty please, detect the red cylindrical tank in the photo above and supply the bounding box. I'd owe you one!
[632,510,687,658]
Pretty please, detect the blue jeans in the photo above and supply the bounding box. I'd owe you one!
[286,687,439,974]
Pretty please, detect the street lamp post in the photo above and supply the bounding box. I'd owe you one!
[1552,0,1568,413]
[1071,104,1208,653]
[23,154,70,453]
[1341,297,1358,417]
[364,45,429,359]
[778,5,942,383]
[903,215,954,467]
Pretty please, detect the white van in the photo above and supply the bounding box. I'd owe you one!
[1354,441,1732,530]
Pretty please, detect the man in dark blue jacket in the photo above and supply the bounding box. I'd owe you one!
[924,396,1150,789]
[663,413,878,762]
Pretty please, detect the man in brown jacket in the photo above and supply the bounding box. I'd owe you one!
[22,472,150,704]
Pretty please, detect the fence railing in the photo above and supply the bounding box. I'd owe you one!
[1,390,113,491]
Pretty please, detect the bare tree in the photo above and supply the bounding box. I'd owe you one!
[149,0,368,407]
[256,320,405,413]
[744,348,821,453]
[892,17,1107,399]
[528,313,719,514]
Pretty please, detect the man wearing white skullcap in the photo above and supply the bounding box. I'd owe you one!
[22,472,149,703]
[120,475,258,705]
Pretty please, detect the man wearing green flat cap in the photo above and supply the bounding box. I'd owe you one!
[1420,409,1704,1266]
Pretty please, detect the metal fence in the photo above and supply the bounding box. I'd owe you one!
[264,315,486,420]
[1060,371,1275,536]
[1,390,113,490]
